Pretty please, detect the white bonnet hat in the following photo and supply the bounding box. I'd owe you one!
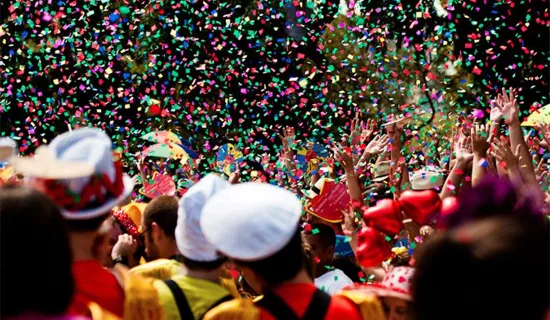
[176,174,229,262]
[201,182,302,261]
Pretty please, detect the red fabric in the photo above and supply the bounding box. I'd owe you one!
[259,283,362,320]
[68,261,124,318]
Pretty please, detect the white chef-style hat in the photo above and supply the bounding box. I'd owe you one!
[201,182,302,261]
[175,174,230,262]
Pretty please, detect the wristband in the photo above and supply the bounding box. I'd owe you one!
[112,256,129,267]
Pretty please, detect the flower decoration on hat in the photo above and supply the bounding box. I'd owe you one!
[10,128,134,219]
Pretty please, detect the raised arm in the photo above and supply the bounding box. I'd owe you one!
[498,88,539,187]
[471,124,490,186]
[441,133,473,199]
[335,146,364,204]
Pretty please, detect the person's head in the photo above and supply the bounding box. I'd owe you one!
[381,297,410,320]
[10,128,134,254]
[176,174,230,271]
[141,195,179,260]
[0,185,73,316]
[345,266,414,320]
[302,223,336,277]
[412,214,550,320]
[201,182,305,292]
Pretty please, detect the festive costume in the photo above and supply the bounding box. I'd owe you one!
[201,183,370,320]
[11,128,162,320]
[152,174,239,319]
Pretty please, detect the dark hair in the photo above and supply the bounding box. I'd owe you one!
[442,176,539,229]
[237,229,304,287]
[304,223,336,250]
[143,195,179,239]
[302,242,316,279]
[0,185,74,316]
[333,256,363,283]
[412,214,549,320]
[182,256,227,271]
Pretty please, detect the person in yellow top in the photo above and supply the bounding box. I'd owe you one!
[152,174,240,320]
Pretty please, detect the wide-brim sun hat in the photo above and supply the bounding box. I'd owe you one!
[10,128,134,219]
[0,137,17,162]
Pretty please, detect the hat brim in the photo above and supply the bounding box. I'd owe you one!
[9,147,94,179]
[300,189,318,199]
[0,148,14,162]
[61,175,135,220]
[343,283,412,301]
[382,116,412,127]
[371,175,389,182]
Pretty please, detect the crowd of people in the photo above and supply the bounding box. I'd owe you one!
[0,88,549,320]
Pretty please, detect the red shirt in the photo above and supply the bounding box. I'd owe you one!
[68,261,125,318]
[260,283,362,320]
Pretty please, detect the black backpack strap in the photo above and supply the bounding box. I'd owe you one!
[164,279,195,320]
[199,295,233,320]
[302,289,332,320]
[255,292,300,320]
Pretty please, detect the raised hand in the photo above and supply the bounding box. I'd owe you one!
[471,124,490,156]
[496,87,518,124]
[111,234,138,261]
[537,123,550,148]
[277,126,296,151]
[333,145,355,173]
[350,112,364,147]
[454,133,473,164]
[364,134,390,156]
[491,137,521,170]
[361,118,377,143]
[535,158,548,184]
[490,99,505,123]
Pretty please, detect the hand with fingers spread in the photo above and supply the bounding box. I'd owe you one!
[349,112,364,148]
[496,87,518,124]
[490,99,505,123]
[535,158,548,183]
[454,134,473,164]
[277,126,296,152]
[334,145,363,203]
[471,124,490,156]
[334,146,355,173]
[491,137,521,171]
[360,118,377,144]
[364,134,390,157]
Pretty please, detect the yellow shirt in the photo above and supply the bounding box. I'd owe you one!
[130,259,184,281]
[153,275,231,320]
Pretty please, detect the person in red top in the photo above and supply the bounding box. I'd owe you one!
[10,128,135,318]
[200,182,364,320]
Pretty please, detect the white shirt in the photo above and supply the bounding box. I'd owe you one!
[314,268,354,295]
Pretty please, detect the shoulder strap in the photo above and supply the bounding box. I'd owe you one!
[302,289,332,320]
[255,288,332,320]
[255,292,300,320]
[199,295,233,320]
[164,279,195,320]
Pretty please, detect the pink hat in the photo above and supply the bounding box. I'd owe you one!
[344,266,415,301]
